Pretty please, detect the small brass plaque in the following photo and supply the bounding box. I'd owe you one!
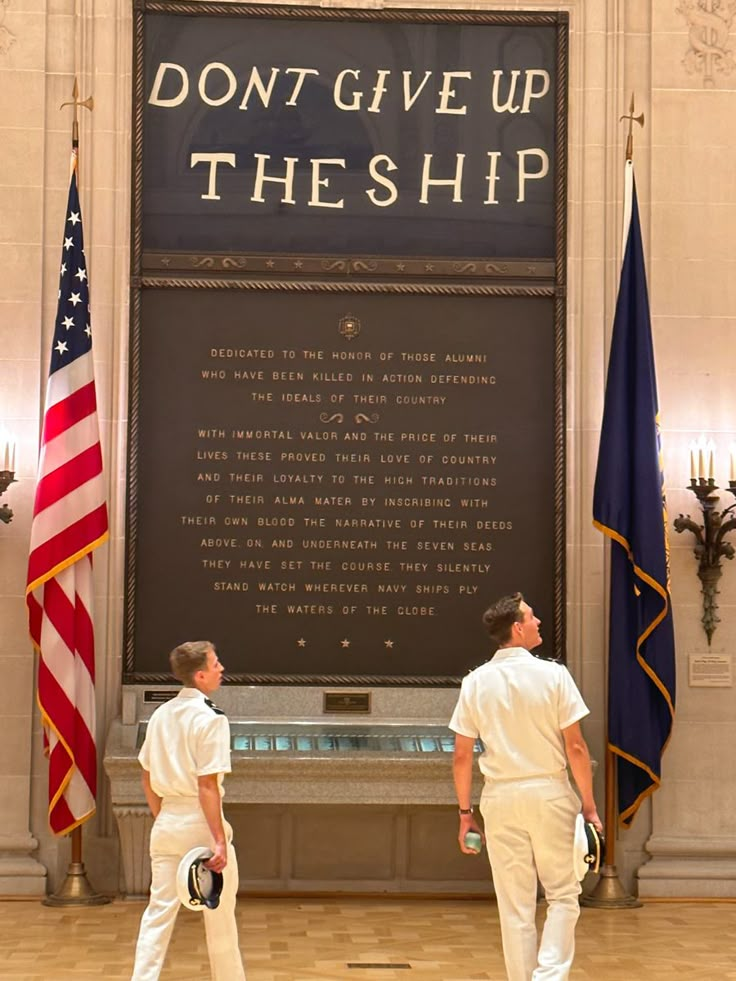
[144,690,177,704]
[324,691,372,714]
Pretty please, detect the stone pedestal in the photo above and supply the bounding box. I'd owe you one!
[104,716,488,897]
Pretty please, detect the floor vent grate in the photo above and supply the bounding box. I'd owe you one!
[346,964,412,970]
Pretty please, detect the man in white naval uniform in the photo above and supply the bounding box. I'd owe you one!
[131,641,247,980]
[450,593,602,981]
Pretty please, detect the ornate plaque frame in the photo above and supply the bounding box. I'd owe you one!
[125,1,568,685]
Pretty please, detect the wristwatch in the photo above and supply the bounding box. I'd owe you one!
[459,807,473,815]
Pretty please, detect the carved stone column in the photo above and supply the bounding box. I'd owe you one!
[112,806,152,899]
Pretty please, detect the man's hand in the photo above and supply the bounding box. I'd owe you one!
[583,805,603,834]
[457,812,485,854]
[205,839,227,873]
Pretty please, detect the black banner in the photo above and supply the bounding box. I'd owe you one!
[141,7,559,258]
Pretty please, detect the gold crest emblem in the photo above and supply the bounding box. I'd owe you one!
[338,314,361,340]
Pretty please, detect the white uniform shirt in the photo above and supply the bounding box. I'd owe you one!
[138,688,232,799]
[449,647,589,782]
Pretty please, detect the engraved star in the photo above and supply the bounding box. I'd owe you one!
[340,638,351,648]
[161,257,171,267]
[384,639,394,649]
[68,211,81,226]
[75,267,87,282]
[396,262,406,271]
[425,263,435,272]
[297,638,306,648]
[266,259,275,269]
[62,315,75,330]
[55,339,68,356]
[69,292,82,306]
[63,236,74,251]
[294,260,303,269]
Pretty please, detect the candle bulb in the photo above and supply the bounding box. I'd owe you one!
[10,442,15,474]
[2,442,8,472]
[689,442,697,481]
[707,439,716,481]
[730,442,736,483]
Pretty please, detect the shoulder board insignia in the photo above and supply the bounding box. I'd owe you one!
[204,697,226,716]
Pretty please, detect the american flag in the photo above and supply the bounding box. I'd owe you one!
[26,148,109,835]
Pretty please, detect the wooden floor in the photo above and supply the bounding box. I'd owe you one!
[2,896,736,980]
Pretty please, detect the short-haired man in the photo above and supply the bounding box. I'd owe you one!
[450,594,601,981]
[131,641,247,980]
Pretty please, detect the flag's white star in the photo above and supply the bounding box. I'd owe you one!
[85,323,91,337]
[69,292,82,306]
[75,267,87,282]
[68,211,81,226]
[55,340,68,355]
[60,262,67,276]
[62,316,74,330]
[63,236,74,251]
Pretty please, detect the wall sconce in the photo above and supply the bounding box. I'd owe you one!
[0,439,16,524]
[673,439,736,644]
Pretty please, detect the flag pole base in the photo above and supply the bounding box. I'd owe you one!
[580,863,642,909]
[42,861,110,907]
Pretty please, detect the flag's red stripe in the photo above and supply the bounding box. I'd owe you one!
[27,592,43,648]
[27,505,108,589]
[48,741,73,795]
[41,577,77,663]
[42,381,97,444]
[49,790,77,836]
[33,444,104,515]
[75,589,96,681]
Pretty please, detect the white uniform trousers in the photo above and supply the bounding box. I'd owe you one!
[131,798,246,981]
[480,774,581,981]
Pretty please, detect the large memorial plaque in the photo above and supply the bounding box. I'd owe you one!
[126,4,567,684]
[127,289,557,682]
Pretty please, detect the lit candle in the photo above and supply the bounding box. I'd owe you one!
[707,439,716,480]
[10,442,15,473]
[689,441,697,481]
[2,441,8,472]
[730,442,736,483]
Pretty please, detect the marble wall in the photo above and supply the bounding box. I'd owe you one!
[1,0,735,898]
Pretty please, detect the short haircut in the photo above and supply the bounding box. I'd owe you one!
[169,641,214,686]
[481,592,524,647]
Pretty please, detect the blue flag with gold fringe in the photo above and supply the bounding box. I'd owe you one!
[593,159,676,828]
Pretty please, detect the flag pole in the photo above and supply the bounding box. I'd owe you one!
[43,80,108,909]
[581,94,645,911]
